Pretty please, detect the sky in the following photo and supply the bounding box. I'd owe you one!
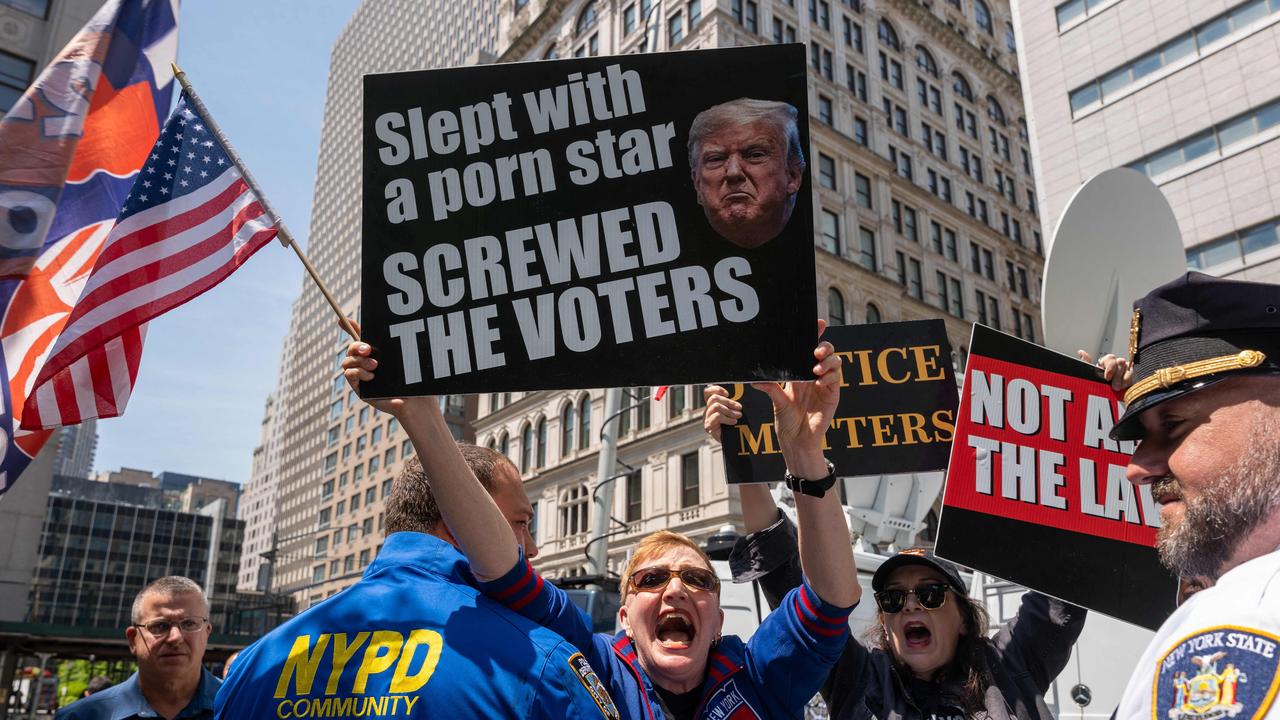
[91,0,363,483]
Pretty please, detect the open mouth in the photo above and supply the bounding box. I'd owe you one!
[656,611,695,650]
[903,621,932,649]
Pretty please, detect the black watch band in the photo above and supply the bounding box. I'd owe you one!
[783,461,837,498]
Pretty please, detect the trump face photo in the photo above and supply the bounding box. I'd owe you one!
[687,98,806,249]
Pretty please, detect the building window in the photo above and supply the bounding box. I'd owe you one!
[855,173,873,208]
[689,0,702,25]
[744,0,758,32]
[853,116,868,146]
[844,17,864,52]
[536,417,548,468]
[576,1,599,34]
[892,200,918,242]
[877,18,901,51]
[1130,97,1280,179]
[578,395,591,450]
[680,452,700,508]
[624,4,638,34]
[559,485,589,535]
[915,46,938,77]
[889,145,913,180]
[975,0,993,34]
[635,387,651,430]
[0,0,47,18]
[561,402,576,456]
[669,385,687,416]
[987,95,1007,126]
[625,472,643,523]
[828,288,846,325]
[818,153,837,189]
[847,65,867,100]
[818,95,833,124]
[668,13,684,44]
[858,227,877,270]
[821,209,841,254]
[521,423,534,473]
[1186,215,1280,270]
[1068,0,1278,115]
[865,302,881,323]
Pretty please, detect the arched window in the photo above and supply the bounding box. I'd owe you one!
[877,19,901,52]
[520,424,533,473]
[1018,117,1029,142]
[865,302,882,324]
[561,402,576,456]
[515,0,529,9]
[498,431,510,458]
[987,95,1006,125]
[828,288,846,326]
[974,0,992,34]
[1005,21,1017,52]
[952,71,974,102]
[485,435,496,450]
[536,417,548,468]
[578,395,591,450]
[558,484,589,535]
[544,45,559,60]
[915,46,938,78]
[576,1,599,35]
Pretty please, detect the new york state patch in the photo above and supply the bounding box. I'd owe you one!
[1152,626,1280,720]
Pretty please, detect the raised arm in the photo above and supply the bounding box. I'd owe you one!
[754,321,859,608]
[704,384,782,535]
[342,333,517,582]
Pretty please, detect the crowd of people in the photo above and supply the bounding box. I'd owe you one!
[50,271,1280,719]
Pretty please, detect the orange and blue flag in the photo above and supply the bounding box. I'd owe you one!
[0,0,177,495]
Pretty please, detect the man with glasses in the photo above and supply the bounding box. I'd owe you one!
[57,576,219,719]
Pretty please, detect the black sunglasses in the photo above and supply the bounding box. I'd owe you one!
[874,583,950,614]
[629,566,720,594]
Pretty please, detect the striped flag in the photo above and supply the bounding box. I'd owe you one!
[0,0,177,493]
[21,91,277,430]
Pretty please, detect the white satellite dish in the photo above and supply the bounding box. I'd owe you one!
[1041,168,1186,360]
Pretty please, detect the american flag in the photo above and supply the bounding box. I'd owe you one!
[20,91,277,429]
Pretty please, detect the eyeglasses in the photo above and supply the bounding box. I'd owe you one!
[133,618,208,637]
[628,566,720,595]
[874,583,950,614]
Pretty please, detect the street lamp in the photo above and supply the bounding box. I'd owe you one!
[260,523,360,595]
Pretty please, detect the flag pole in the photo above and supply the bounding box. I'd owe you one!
[170,63,359,342]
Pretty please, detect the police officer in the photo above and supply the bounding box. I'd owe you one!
[215,397,619,719]
[1111,272,1280,719]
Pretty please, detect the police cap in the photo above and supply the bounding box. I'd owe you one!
[1111,271,1280,441]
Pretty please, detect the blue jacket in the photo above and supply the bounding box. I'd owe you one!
[56,669,219,719]
[215,532,619,719]
[480,555,854,720]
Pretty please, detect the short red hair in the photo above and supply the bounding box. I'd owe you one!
[620,530,716,599]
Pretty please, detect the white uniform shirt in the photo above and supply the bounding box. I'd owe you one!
[1116,549,1280,720]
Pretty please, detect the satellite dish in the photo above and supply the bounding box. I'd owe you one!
[1041,168,1186,360]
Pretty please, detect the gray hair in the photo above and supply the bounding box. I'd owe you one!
[687,98,806,174]
[131,576,209,623]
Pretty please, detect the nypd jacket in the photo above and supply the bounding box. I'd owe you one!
[214,532,619,720]
[479,553,855,720]
[731,513,1086,720]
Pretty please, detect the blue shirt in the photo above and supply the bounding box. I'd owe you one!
[215,531,619,719]
[55,668,220,719]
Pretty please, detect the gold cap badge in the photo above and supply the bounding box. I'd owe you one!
[1129,308,1141,362]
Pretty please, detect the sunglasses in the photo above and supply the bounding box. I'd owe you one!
[874,583,951,614]
[133,617,208,638]
[629,566,720,594]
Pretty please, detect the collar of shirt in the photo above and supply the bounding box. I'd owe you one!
[364,532,475,586]
[108,668,220,719]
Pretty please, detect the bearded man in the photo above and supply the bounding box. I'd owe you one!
[1109,272,1280,719]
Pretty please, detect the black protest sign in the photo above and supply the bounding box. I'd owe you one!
[936,324,1178,630]
[360,45,817,397]
[720,321,959,484]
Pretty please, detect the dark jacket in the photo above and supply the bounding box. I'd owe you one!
[730,513,1086,720]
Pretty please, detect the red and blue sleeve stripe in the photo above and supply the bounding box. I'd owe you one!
[790,581,853,638]
[479,556,547,613]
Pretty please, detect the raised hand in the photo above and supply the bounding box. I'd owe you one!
[339,319,437,419]
[1077,350,1133,392]
[702,384,742,443]
[753,319,842,458]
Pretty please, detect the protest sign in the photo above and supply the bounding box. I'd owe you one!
[360,45,817,397]
[936,324,1178,630]
[720,321,958,484]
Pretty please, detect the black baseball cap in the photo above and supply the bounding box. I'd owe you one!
[871,547,968,596]
[1111,272,1280,441]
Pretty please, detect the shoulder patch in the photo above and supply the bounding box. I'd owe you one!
[1152,625,1280,720]
[567,652,620,720]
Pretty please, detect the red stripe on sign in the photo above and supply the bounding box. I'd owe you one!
[944,353,1159,547]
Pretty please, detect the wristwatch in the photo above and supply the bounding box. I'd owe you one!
[783,460,838,498]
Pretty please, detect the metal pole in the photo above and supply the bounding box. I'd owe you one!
[25,653,50,720]
[587,388,623,582]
